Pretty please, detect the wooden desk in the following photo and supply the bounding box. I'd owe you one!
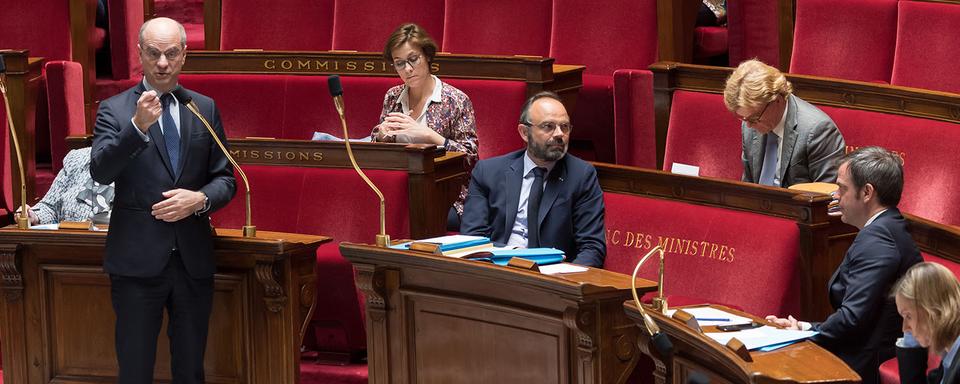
[0,227,328,383]
[339,242,658,384]
[624,303,860,383]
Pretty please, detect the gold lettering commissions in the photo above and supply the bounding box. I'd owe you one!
[606,229,736,263]
[230,149,324,163]
[263,59,441,74]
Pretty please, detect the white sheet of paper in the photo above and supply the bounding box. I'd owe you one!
[29,223,59,230]
[670,162,700,177]
[539,263,588,275]
[704,326,817,350]
[666,307,753,326]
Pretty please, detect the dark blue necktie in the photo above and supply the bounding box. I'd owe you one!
[161,93,180,177]
[759,132,779,186]
[527,167,546,248]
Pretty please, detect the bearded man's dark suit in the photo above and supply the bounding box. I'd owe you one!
[91,82,235,383]
[809,208,922,384]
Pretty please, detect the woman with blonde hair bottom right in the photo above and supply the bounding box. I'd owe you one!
[894,261,960,384]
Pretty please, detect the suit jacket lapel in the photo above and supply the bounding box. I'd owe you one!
[943,349,960,384]
[538,158,565,226]
[503,155,524,244]
[778,95,800,183]
[174,97,194,183]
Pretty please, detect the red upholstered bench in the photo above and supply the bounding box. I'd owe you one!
[661,90,743,180]
[603,192,801,317]
[891,1,960,94]
[220,0,334,50]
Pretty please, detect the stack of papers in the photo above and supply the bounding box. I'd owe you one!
[666,307,753,326]
[705,326,818,351]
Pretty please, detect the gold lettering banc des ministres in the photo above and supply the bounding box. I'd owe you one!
[606,229,736,263]
[262,59,441,74]
[230,149,324,163]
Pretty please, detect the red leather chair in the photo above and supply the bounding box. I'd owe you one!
[891,1,960,94]
[549,0,658,164]
[44,61,88,174]
[331,0,445,52]
[611,69,656,168]
[790,0,898,83]
[220,0,334,50]
[441,0,552,56]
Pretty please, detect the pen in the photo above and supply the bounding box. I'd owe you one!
[696,317,731,322]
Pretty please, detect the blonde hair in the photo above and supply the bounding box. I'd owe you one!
[723,59,793,113]
[893,262,960,352]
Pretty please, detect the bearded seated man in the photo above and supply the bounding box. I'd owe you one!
[459,91,606,268]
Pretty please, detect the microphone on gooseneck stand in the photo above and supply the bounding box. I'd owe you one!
[0,54,30,229]
[170,87,256,237]
[327,75,390,247]
[631,245,674,359]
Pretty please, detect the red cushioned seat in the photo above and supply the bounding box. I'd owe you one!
[819,106,960,225]
[220,0,334,50]
[612,69,656,168]
[726,0,781,67]
[441,0,551,56]
[661,90,743,181]
[694,26,728,59]
[603,192,801,316]
[790,0,898,83]
[891,1,960,93]
[44,61,87,173]
[549,0,657,164]
[331,0,444,52]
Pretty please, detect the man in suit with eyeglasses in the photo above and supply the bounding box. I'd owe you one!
[460,91,606,267]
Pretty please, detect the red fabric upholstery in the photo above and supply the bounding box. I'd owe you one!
[441,0,552,56]
[220,0,334,50]
[444,78,527,159]
[612,69,656,168]
[183,22,205,51]
[107,0,144,80]
[726,0,780,67]
[44,61,87,173]
[819,106,960,225]
[0,0,72,61]
[299,357,366,384]
[891,1,960,93]
[790,0,898,83]
[331,0,445,52]
[603,192,801,316]
[568,74,615,163]
[661,90,743,180]
[549,0,658,76]
[212,166,411,355]
[694,26,728,59]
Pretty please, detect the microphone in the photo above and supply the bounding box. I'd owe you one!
[631,245,674,358]
[327,75,390,247]
[170,87,256,237]
[0,54,29,229]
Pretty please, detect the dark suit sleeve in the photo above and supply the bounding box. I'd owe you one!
[804,119,845,183]
[460,161,491,237]
[198,100,236,213]
[90,98,149,185]
[570,166,606,268]
[813,226,902,345]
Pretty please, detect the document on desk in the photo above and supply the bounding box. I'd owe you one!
[538,263,588,275]
[666,307,753,326]
[705,326,818,351]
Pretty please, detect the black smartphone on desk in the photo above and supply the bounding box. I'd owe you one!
[716,322,764,332]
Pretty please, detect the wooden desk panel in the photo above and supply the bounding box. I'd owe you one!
[0,228,327,384]
[340,243,658,384]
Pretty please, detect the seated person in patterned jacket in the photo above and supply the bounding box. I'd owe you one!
[14,147,114,225]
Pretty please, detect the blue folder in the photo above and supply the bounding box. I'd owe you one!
[470,248,565,266]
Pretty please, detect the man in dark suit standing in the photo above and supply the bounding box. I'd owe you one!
[91,17,235,383]
[460,91,605,267]
[765,146,921,384]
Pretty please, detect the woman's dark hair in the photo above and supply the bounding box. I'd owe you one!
[383,23,438,63]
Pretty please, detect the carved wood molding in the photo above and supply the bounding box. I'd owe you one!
[0,244,22,302]
[255,261,286,313]
[354,263,386,311]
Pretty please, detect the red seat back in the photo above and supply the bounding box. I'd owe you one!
[790,0,898,83]
[549,0,658,76]
[726,0,781,67]
[819,105,960,225]
[603,192,801,316]
[891,1,960,93]
[441,0,552,56]
[443,78,526,159]
[0,1,72,61]
[44,61,87,173]
[331,0,445,52]
[107,0,144,80]
[220,0,334,50]
[612,69,656,168]
[661,90,743,180]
